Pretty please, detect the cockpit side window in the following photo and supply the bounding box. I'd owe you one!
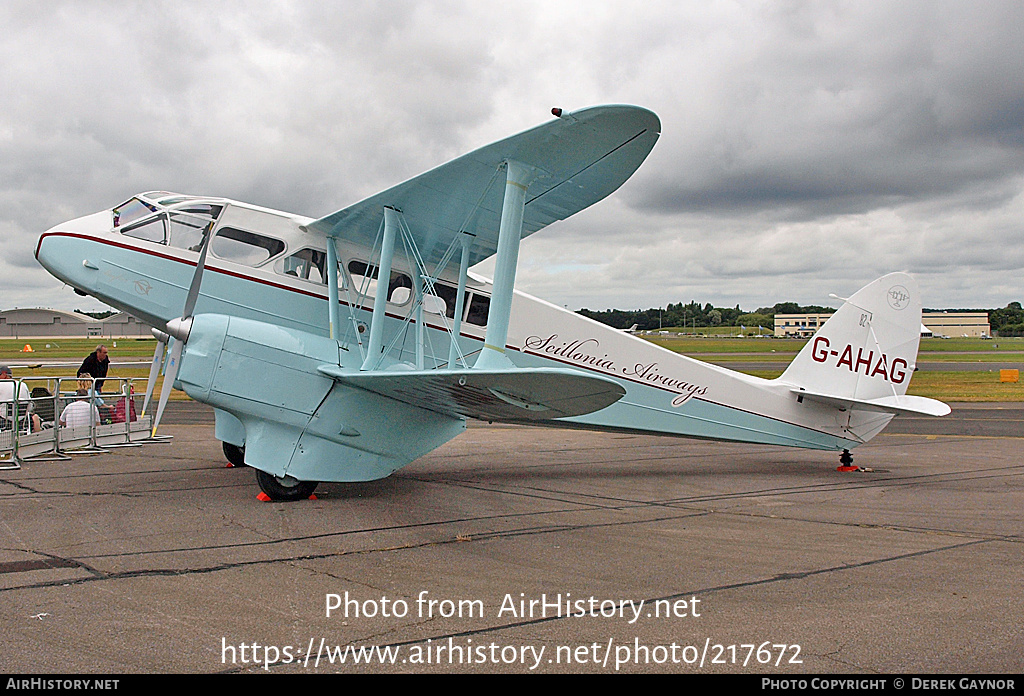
[211,227,286,266]
[121,216,167,244]
[167,210,215,252]
[113,198,158,228]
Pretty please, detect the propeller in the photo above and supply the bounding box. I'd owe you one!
[149,224,213,436]
[140,328,169,418]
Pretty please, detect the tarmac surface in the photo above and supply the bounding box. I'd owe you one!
[1,402,1021,674]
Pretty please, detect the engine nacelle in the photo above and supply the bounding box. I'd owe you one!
[177,314,465,482]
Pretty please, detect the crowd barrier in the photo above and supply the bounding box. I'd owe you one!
[0,376,160,470]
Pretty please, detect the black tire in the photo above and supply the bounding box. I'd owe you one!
[255,469,318,501]
[222,441,247,467]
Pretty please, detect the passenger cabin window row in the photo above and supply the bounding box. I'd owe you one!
[343,260,490,327]
[347,260,413,305]
[112,198,490,326]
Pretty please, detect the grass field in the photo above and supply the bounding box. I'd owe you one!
[645,335,1024,355]
[643,335,1024,401]
[0,338,187,400]
[0,337,157,361]
[2,335,1021,402]
[645,336,804,353]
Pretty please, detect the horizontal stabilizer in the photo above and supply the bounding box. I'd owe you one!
[318,366,625,422]
[792,388,951,417]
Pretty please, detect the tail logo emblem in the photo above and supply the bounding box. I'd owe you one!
[887,285,910,310]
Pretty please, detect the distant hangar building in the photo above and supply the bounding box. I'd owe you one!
[774,312,991,338]
[773,313,835,338]
[0,308,154,339]
[919,312,991,338]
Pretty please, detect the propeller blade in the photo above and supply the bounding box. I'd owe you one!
[151,338,184,437]
[140,336,167,417]
[150,223,213,436]
[182,222,214,319]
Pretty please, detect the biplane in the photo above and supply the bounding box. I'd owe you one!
[34,105,949,500]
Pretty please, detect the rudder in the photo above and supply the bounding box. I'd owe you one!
[779,273,923,403]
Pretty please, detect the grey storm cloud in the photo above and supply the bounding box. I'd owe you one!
[1,0,1022,313]
[629,2,1024,218]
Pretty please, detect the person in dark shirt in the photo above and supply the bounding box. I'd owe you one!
[78,345,110,391]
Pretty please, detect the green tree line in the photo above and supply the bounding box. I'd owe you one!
[577,301,830,331]
[578,301,1024,335]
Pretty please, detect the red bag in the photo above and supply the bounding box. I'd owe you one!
[113,390,137,423]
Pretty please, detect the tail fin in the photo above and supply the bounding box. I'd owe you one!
[779,273,949,417]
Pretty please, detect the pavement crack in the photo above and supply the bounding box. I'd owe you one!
[0,478,40,494]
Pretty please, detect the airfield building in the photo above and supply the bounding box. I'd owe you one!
[0,308,153,339]
[918,312,991,338]
[773,313,834,338]
[774,311,990,338]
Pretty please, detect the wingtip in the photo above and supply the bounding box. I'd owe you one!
[556,104,660,133]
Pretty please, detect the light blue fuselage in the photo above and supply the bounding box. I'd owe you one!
[36,213,864,481]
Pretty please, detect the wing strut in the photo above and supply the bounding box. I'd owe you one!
[474,160,533,370]
[326,236,341,340]
[447,232,473,368]
[360,206,400,370]
[414,267,425,369]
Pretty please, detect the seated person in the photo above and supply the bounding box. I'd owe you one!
[77,373,105,407]
[0,364,42,433]
[59,385,101,429]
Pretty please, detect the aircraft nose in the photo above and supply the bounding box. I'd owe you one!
[35,229,76,283]
[36,209,113,282]
[35,226,63,265]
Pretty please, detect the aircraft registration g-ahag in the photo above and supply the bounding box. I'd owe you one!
[35,105,949,500]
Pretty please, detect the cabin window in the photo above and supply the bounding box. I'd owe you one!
[210,227,285,266]
[426,282,470,321]
[121,215,167,244]
[347,260,413,305]
[466,293,490,327]
[113,198,158,228]
[275,248,335,285]
[421,294,446,315]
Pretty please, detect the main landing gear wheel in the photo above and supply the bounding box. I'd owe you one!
[255,469,319,501]
[222,442,247,467]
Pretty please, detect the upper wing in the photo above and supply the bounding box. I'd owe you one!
[304,105,660,269]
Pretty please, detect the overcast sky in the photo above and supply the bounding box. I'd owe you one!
[2,1,1022,315]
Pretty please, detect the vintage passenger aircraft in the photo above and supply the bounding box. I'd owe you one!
[35,105,949,500]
